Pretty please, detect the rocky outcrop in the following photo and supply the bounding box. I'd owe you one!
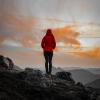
[0,55,14,70]
[0,55,100,100]
[0,69,100,100]
[0,55,22,71]
[56,71,75,83]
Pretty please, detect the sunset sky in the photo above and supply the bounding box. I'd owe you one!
[0,0,100,69]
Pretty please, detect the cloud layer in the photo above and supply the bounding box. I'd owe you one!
[0,0,100,68]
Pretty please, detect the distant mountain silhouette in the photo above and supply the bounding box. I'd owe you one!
[86,79,100,89]
[87,68,100,75]
[67,69,100,84]
[45,67,100,85]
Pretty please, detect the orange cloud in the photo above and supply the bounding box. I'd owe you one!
[19,35,35,47]
[0,36,5,43]
[0,34,36,48]
[53,26,80,46]
[0,15,38,47]
[0,15,37,33]
[74,48,100,57]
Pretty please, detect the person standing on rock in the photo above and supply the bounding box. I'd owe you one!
[41,29,56,75]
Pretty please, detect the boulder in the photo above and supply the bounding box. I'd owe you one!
[25,68,43,77]
[56,71,75,83]
[0,55,14,70]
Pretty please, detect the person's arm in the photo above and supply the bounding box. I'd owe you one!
[41,37,45,49]
[52,36,56,49]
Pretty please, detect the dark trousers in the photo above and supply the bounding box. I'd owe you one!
[44,51,53,74]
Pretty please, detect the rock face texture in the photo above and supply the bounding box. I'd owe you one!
[0,55,14,70]
[0,55,100,100]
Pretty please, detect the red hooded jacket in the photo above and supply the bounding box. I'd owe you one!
[41,29,56,52]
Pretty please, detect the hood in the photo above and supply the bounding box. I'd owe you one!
[46,29,53,36]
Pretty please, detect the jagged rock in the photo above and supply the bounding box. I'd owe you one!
[6,57,14,70]
[76,82,84,88]
[0,55,14,70]
[0,70,100,100]
[0,55,8,69]
[25,68,43,77]
[25,67,34,72]
[55,71,75,83]
[0,56,100,100]
[17,68,43,86]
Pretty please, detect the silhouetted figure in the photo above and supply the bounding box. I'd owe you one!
[41,29,56,75]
